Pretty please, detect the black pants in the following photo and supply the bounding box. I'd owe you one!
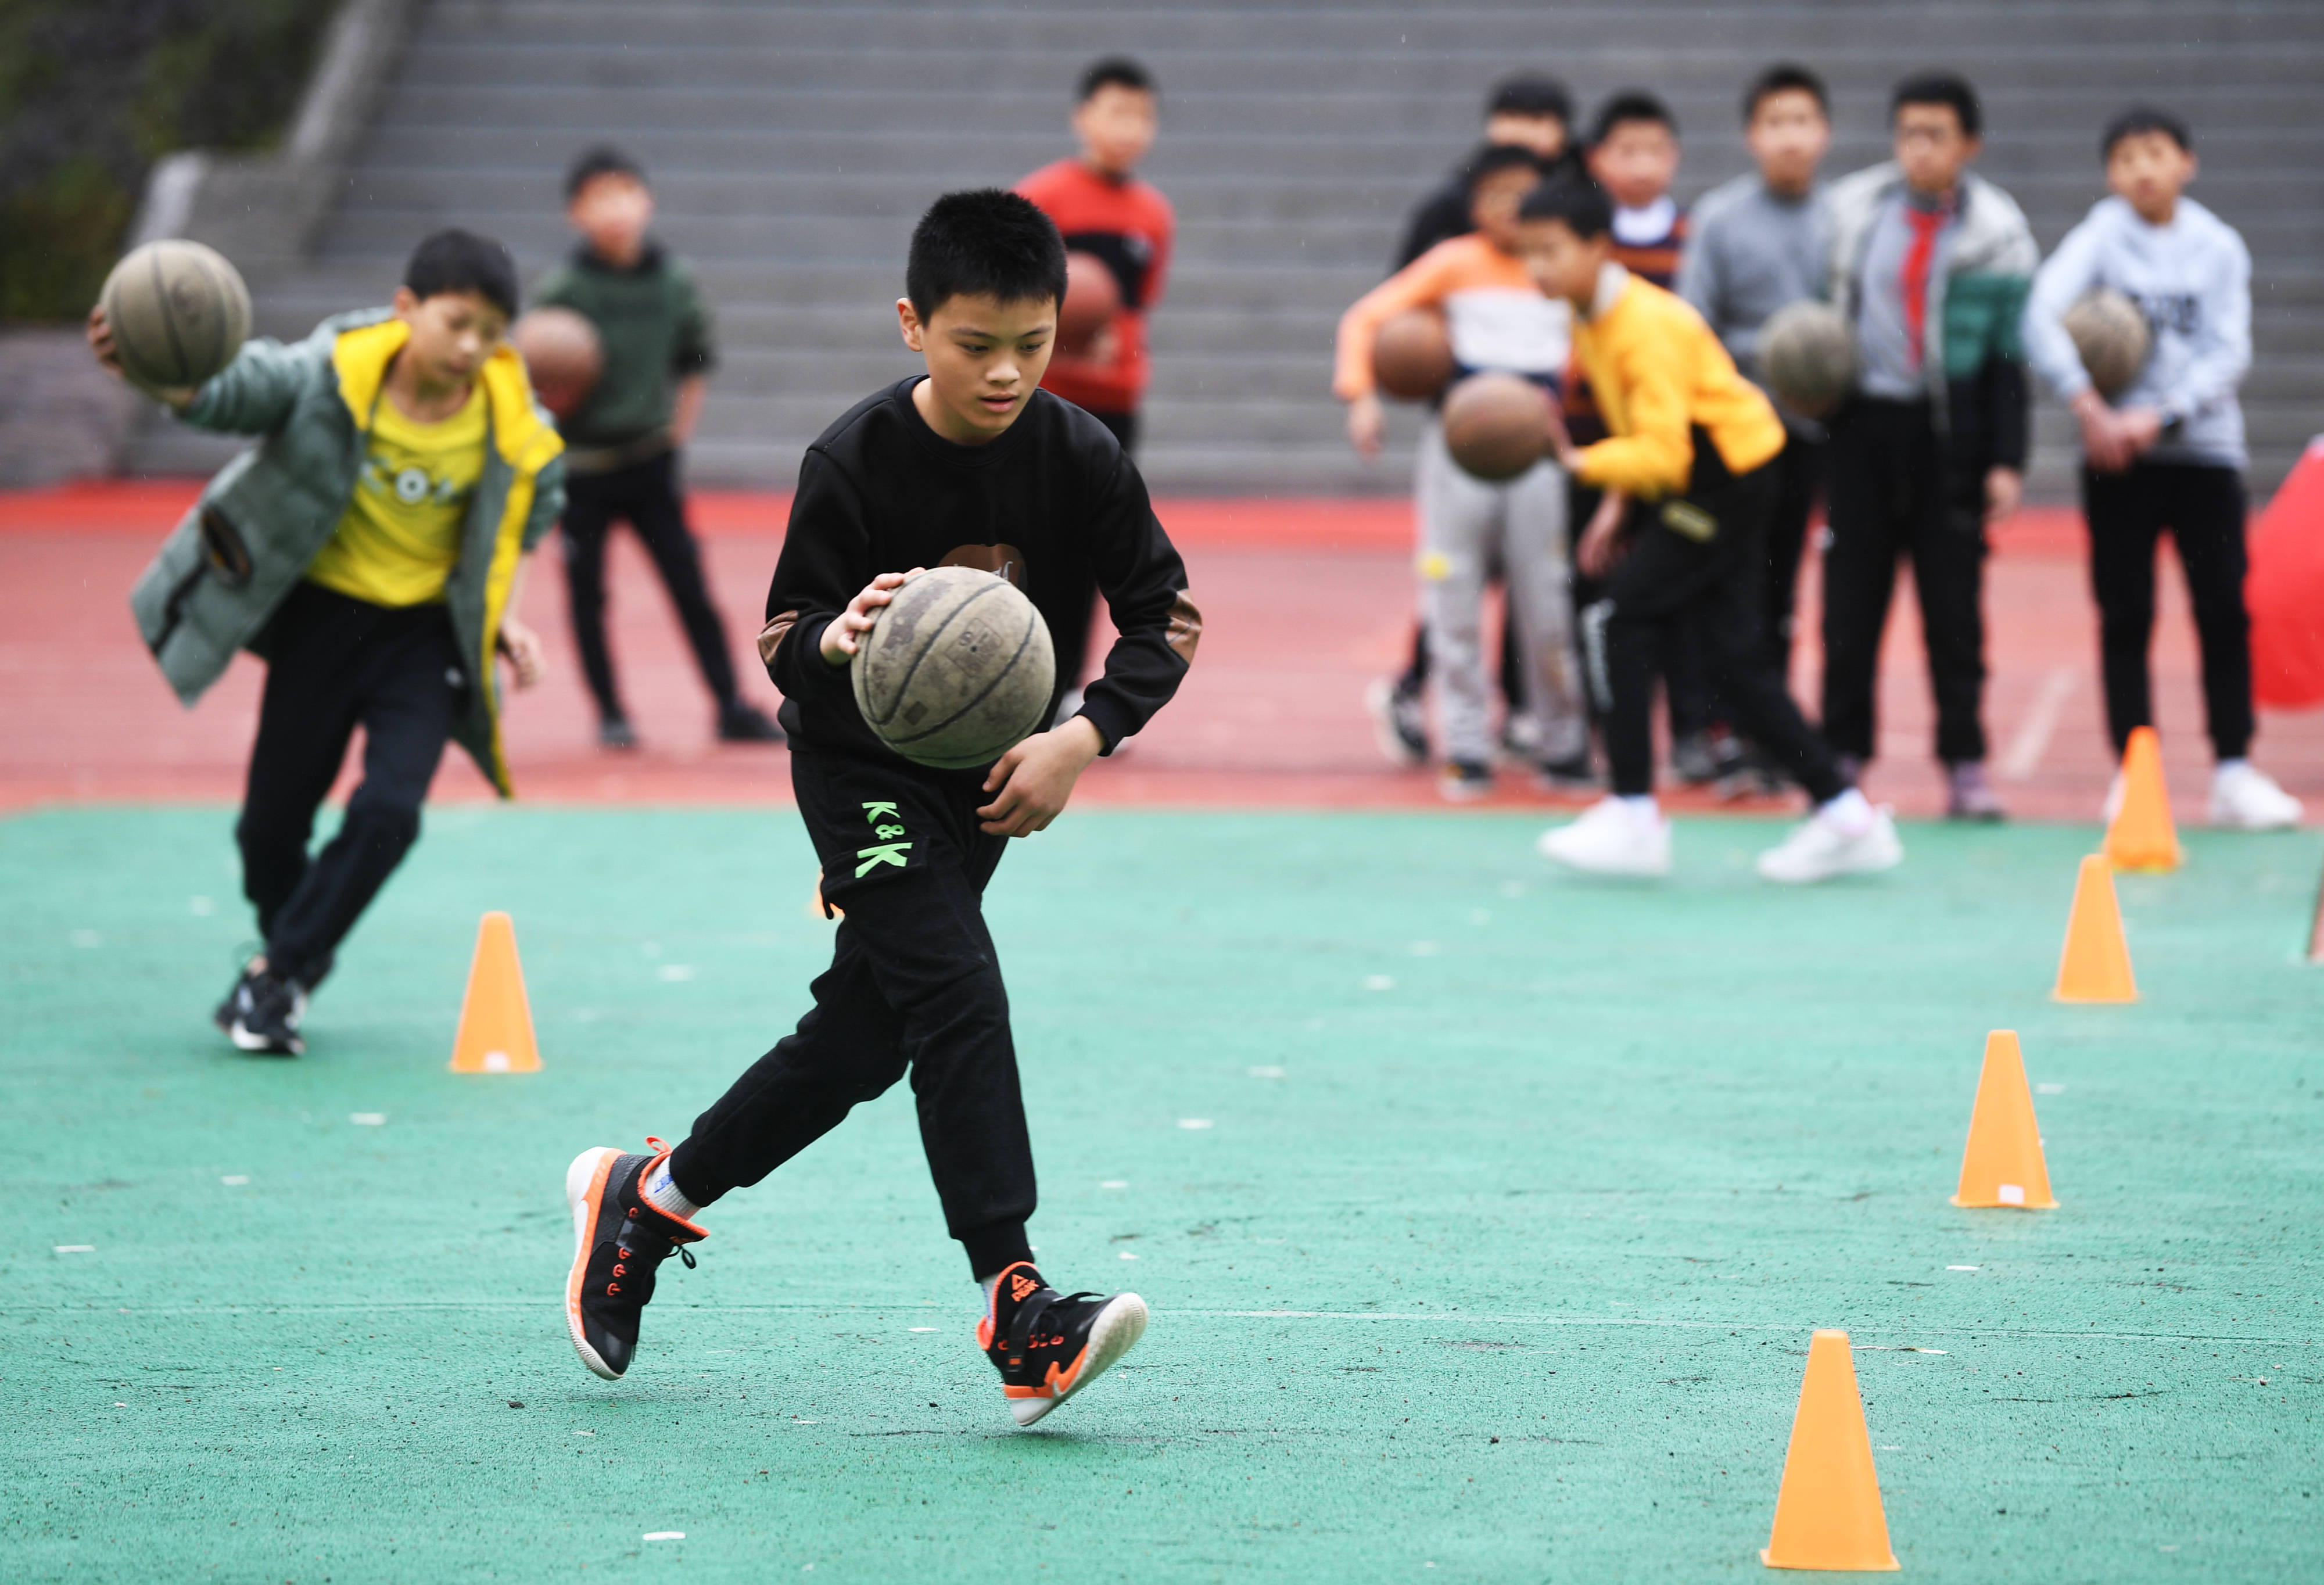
[668,747,1035,1278]
[1570,478,1712,743]
[2083,460,2254,761]
[560,450,739,722]
[238,582,462,986]
[1762,427,1827,676]
[1820,397,1989,766]
[1584,463,1845,803]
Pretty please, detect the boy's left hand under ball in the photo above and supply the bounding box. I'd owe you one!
[978,714,1104,837]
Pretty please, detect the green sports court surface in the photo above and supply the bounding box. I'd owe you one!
[7,806,2320,1582]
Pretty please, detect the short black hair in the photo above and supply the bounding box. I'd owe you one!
[404,228,519,319]
[564,144,644,203]
[1518,180,1612,239]
[2103,104,2192,158]
[1744,63,1829,123]
[1487,73,1573,124]
[1591,90,1678,148]
[905,189,1068,322]
[1465,144,1545,193]
[1078,56,1154,101]
[1892,71,1981,139]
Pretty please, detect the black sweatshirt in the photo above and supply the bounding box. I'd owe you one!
[760,379,1199,761]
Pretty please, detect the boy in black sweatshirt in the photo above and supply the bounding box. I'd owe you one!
[561,190,1197,1428]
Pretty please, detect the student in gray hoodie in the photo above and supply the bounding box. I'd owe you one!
[2022,106,2300,830]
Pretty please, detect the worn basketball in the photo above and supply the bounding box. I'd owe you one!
[98,239,252,390]
[509,307,603,420]
[851,566,1057,769]
[1372,307,1455,400]
[1059,252,1121,353]
[2063,288,2151,400]
[1758,300,1856,417]
[1440,371,1551,480]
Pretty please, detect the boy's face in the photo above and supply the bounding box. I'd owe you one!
[568,172,654,265]
[1073,84,1159,178]
[1516,217,1610,307]
[2106,130,2197,223]
[1746,89,1830,195]
[392,286,507,388]
[897,291,1056,442]
[1587,120,1679,209]
[1484,110,1566,161]
[1893,102,1979,196]
[1470,164,1543,250]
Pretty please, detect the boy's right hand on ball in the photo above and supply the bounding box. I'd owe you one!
[85,304,196,410]
[820,569,926,666]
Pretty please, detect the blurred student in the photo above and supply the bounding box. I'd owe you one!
[1515,182,1898,883]
[534,146,781,751]
[2023,106,2300,829]
[94,231,562,1054]
[1677,64,1833,718]
[1339,149,1591,799]
[1821,74,2034,821]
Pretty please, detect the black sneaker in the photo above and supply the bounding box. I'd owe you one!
[716,702,785,744]
[598,716,638,751]
[1670,729,1720,785]
[1534,749,1599,792]
[1365,677,1428,766]
[1438,759,1494,802]
[211,962,306,1056]
[978,1261,1148,1427]
[563,1139,706,1381]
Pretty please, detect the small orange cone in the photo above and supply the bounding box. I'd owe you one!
[449,911,540,1073]
[1951,1030,2058,1209]
[1761,1329,1899,1572]
[2104,726,2181,872]
[2054,854,2137,1003]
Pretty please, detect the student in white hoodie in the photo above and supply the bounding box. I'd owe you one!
[2023,106,2301,830]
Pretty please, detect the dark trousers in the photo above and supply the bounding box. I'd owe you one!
[1570,479,1712,743]
[2083,460,2254,761]
[1584,463,1845,803]
[1761,428,1828,676]
[238,582,462,986]
[668,747,1036,1278]
[1820,397,1989,766]
[560,450,738,722]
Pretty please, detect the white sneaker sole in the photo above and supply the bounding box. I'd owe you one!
[1009,1292,1149,1427]
[1535,826,1670,877]
[564,1147,625,1381]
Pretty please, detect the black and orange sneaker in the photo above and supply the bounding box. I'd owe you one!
[977,1261,1148,1427]
[563,1139,706,1381]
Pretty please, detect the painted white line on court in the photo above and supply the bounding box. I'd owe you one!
[1999,666,2078,781]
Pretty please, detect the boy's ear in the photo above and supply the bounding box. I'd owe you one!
[896,297,926,353]
[390,285,421,321]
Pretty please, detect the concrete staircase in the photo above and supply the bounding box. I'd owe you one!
[130,0,2324,498]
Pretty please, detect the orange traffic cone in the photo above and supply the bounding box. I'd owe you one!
[449,911,540,1073]
[2054,854,2137,1003]
[2104,726,2181,872]
[1951,1030,2058,1209]
[1762,1329,1899,1571]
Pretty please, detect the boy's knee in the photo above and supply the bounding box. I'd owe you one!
[338,799,422,858]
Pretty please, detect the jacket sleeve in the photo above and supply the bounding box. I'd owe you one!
[180,335,315,436]
[2021,216,2104,399]
[2161,232,2250,428]
[672,263,716,376]
[1076,449,1196,752]
[1572,318,1696,499]
[523,453,565,551]
[1333,248,1454,401]
[760,447,871,709]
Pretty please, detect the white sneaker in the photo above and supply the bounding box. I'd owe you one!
[1756,804,1904,884]
[1537,797,1671,876]
[2210,762,2303,830]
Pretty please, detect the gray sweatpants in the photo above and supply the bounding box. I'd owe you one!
[1414,418,1586,766]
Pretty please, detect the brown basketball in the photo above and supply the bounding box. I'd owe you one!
[98,240,252,390]
[851,566,1057,769]
[509,307,603,420]
[1059,251,1121,353]
[2063,288,2151,401]
[1372,307,1455,401]
[1758,300,1856,418]
[1440,371,1551,481]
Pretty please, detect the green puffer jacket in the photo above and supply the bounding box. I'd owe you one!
[129,308,566,796]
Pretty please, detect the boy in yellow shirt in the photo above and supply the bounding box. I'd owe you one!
[1514,182,1901,883]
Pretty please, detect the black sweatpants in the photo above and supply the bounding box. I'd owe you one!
[1583,461,1845,804]
[238,581,462,987]
[2083,460,2254,761]
[1761,428,1828,676]
[1820,397,1989,766]
[666,746,1036,1278]
[560,450,740,722]
[1570,478,1712,743]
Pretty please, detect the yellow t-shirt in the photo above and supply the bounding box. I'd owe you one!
[306,387,488,607]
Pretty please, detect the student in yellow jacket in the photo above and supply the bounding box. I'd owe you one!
[95,229,564,1054]
[1514,181,1902,884]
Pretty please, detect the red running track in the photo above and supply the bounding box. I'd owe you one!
[5,482,2320,821]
